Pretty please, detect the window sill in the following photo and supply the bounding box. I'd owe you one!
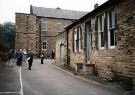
[42,49,47,51]
[109,46,115,49]
[99,47,104,50]
[42,30,47,32]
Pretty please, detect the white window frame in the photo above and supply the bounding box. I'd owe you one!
[42,40,47,50]
[74,29,77,52]
[56,22,62,32]
[73,27,82,53]
[41,19,47,32]
[56,19,62,32]
[78,27,82,52]
[98,15,105,50]
[108,10,116,49]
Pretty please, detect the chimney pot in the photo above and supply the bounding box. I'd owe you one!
[94,3,99,9]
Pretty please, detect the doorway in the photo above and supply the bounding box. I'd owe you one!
[85,21,92,64]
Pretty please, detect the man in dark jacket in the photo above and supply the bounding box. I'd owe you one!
[18,49,23,66]
[27,49,33,70]
[51,50,55,59]
[15,49,20,66]
[7,49,14,67]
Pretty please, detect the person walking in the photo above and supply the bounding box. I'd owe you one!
[7,49,14,67]
[15,49,20,66]
[51,50,55,59]
[18,49,23,66]
[40,53,44,64]
[27,49,33,70]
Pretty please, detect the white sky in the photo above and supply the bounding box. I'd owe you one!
[0,0,107,24]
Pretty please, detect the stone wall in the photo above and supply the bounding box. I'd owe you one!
[15,13,37,53]
[67,1,135,89]
[68,23,86,68]
[89,0,135,90]
[36,18,72,58]
[115,0,135,87]
[91,16,116,79]
[55,31,67,64]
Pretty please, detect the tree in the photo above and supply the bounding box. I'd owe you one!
[2,22,15,51]
[0,24,4,50]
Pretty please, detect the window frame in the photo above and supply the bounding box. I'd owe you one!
[42,40,47,50]
[41,19,48,32]
[74,28,77,52]
[56,19,62,32]
[107,10,116,49]
[78,27,82,52]
[98,14,105,50]
[73,26,82,53]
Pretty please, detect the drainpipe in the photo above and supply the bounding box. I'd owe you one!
[39,18,42,56]
[27,15,29,51]
[66,29,69,65]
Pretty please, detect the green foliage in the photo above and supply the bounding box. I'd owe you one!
[0,22,15,61]
[0,22,15,51]
[63,53,70,68]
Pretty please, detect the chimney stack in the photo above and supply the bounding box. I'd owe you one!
[56,7,61,9]
[94,3,99,9]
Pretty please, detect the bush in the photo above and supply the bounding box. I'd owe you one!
[63,53,70,68]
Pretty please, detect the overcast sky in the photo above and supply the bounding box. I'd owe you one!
[0,0,107,24]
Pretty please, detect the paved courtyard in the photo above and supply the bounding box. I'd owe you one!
[0,59,125,95]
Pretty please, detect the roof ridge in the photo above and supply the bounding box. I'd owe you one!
[32,6,88,13]
[31,5,88,19]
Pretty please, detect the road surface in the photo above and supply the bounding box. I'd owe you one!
[0,59,124,95]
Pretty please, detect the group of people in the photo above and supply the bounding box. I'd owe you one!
[7,49,33,70]
[7,49,55,70]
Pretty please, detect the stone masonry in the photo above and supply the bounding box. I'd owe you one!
[66,0,135,90]
[55,31,67,64]
[92,0,135,88]
[67,23,86,68]
[36,18,72,58]
[15,13,37,53]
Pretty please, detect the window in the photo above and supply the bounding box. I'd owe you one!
[73,26,82,52]
[41,19,47,31]
[42,40,47,50]
[74,29,77,52]
[108,10,116,48]
[56,23,62,32]
[56,19,62,32]
[98,15,104,49]
[78,27,82,52]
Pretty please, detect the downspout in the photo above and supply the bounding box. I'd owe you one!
[66,29,70,65]
[39,18,42,56]
[27,15,29,50]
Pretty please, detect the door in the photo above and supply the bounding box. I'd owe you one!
[85,21,92,64]
[60,44,64,64]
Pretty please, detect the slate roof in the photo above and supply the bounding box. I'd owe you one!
[66,0,123,30]
[31,6,88,20]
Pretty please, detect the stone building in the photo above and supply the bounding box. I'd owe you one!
[55,30,67,65]
[15,13,37,53]
[15,6,87,58]
[66,0,135,91]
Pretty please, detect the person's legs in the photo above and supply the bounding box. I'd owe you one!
[28,60,33,70]
[19,60,22,66]
[17,58,21,66]
[41,59,43,64]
